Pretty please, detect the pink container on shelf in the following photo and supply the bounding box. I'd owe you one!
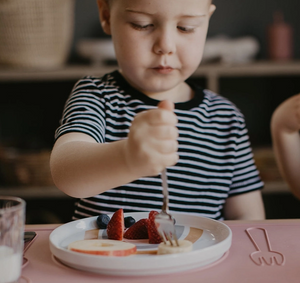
[267,11,293,61]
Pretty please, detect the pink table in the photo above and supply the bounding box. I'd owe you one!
[21,220,300,283]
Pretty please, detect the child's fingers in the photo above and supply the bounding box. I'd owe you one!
[157,100,174,111]
[163,152,179,168]
[156,139,178,154]
[134,100,176,126]
[144,149,179,175]
[148,125,179,140]
[126,100,178,176]
[146,108,177,125]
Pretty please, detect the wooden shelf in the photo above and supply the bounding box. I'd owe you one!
[1,60,300,92]
[0,61,297,199]
[263,181,290,194]
[0,65,116,83]
[193,60,300,92]
[0,186,71,199]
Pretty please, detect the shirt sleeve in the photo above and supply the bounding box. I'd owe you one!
[54,76,107,143]
[228,118,264,196]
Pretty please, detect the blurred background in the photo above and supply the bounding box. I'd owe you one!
[0,0,300,223]
[71,0,300,61]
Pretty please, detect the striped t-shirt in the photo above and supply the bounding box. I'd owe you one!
[55,70,263,220]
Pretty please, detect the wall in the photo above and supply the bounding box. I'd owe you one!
[70,0,300,61]
[209,0,299,59]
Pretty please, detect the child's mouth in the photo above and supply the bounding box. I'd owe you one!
[153,65,174,74]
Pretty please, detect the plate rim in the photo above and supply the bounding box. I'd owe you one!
[49,212,232,275]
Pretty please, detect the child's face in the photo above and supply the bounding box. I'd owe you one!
[98,0,215,98]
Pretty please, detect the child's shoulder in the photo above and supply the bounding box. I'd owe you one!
[202,88,236,107]
[77,71,120,89]
[202,88,244,118]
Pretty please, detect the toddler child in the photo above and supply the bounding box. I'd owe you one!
[50,0,265,220]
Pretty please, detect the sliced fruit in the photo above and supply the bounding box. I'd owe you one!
[124,216,136,228]
[107,209,124,240]
[157,240,193,255]
[148,211,162,244]
[96,214,110,229]
[68,239,136,256]
[124,219,149,239]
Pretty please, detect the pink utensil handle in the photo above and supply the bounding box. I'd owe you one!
[245,227,285,266]
[246,227,272,252]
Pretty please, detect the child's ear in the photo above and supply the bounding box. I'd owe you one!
[97,0,111,35]
[209,4,216,17]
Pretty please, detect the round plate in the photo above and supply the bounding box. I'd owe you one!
[49,212,232,276]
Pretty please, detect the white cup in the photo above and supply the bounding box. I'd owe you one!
[0,196,26,283]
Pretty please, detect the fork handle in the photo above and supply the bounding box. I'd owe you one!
[161,169,169,213]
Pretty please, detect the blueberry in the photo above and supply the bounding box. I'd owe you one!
[124,216,136,228]
[96,214,110,229]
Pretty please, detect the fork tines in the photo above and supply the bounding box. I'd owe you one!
[156,217,179,246]
[162,230,179,247]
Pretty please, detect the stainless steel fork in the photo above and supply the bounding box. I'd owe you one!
[155,168,179,246]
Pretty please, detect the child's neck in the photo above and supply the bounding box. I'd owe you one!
[144,82,194,103]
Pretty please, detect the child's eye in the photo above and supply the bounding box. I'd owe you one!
[177,26,195,33]
[130,23,153,31]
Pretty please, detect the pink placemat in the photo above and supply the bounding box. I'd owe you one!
[22,220,300,283]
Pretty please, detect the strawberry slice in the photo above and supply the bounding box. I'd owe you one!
[148,211,162,244]
[107,209,124,241]
[124,219,149,239]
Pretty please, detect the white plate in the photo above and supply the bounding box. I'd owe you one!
[49,212,232,276]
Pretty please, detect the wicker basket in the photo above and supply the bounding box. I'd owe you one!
[0,148,54,187]
[0,0,75,69]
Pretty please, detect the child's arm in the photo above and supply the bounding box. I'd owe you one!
[50,100,178,198]
[223,190,265,220]
[271,94,300,199]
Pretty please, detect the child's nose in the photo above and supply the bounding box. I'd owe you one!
[153,28,176,55]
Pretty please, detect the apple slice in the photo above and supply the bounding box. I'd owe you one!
[68,239,137,256]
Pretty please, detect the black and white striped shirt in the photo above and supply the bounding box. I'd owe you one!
[55,70,263,220]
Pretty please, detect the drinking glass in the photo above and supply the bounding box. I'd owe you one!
[0,196,26,283]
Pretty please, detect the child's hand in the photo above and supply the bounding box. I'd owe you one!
[124,100,179,177]
[272,93,300,133]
